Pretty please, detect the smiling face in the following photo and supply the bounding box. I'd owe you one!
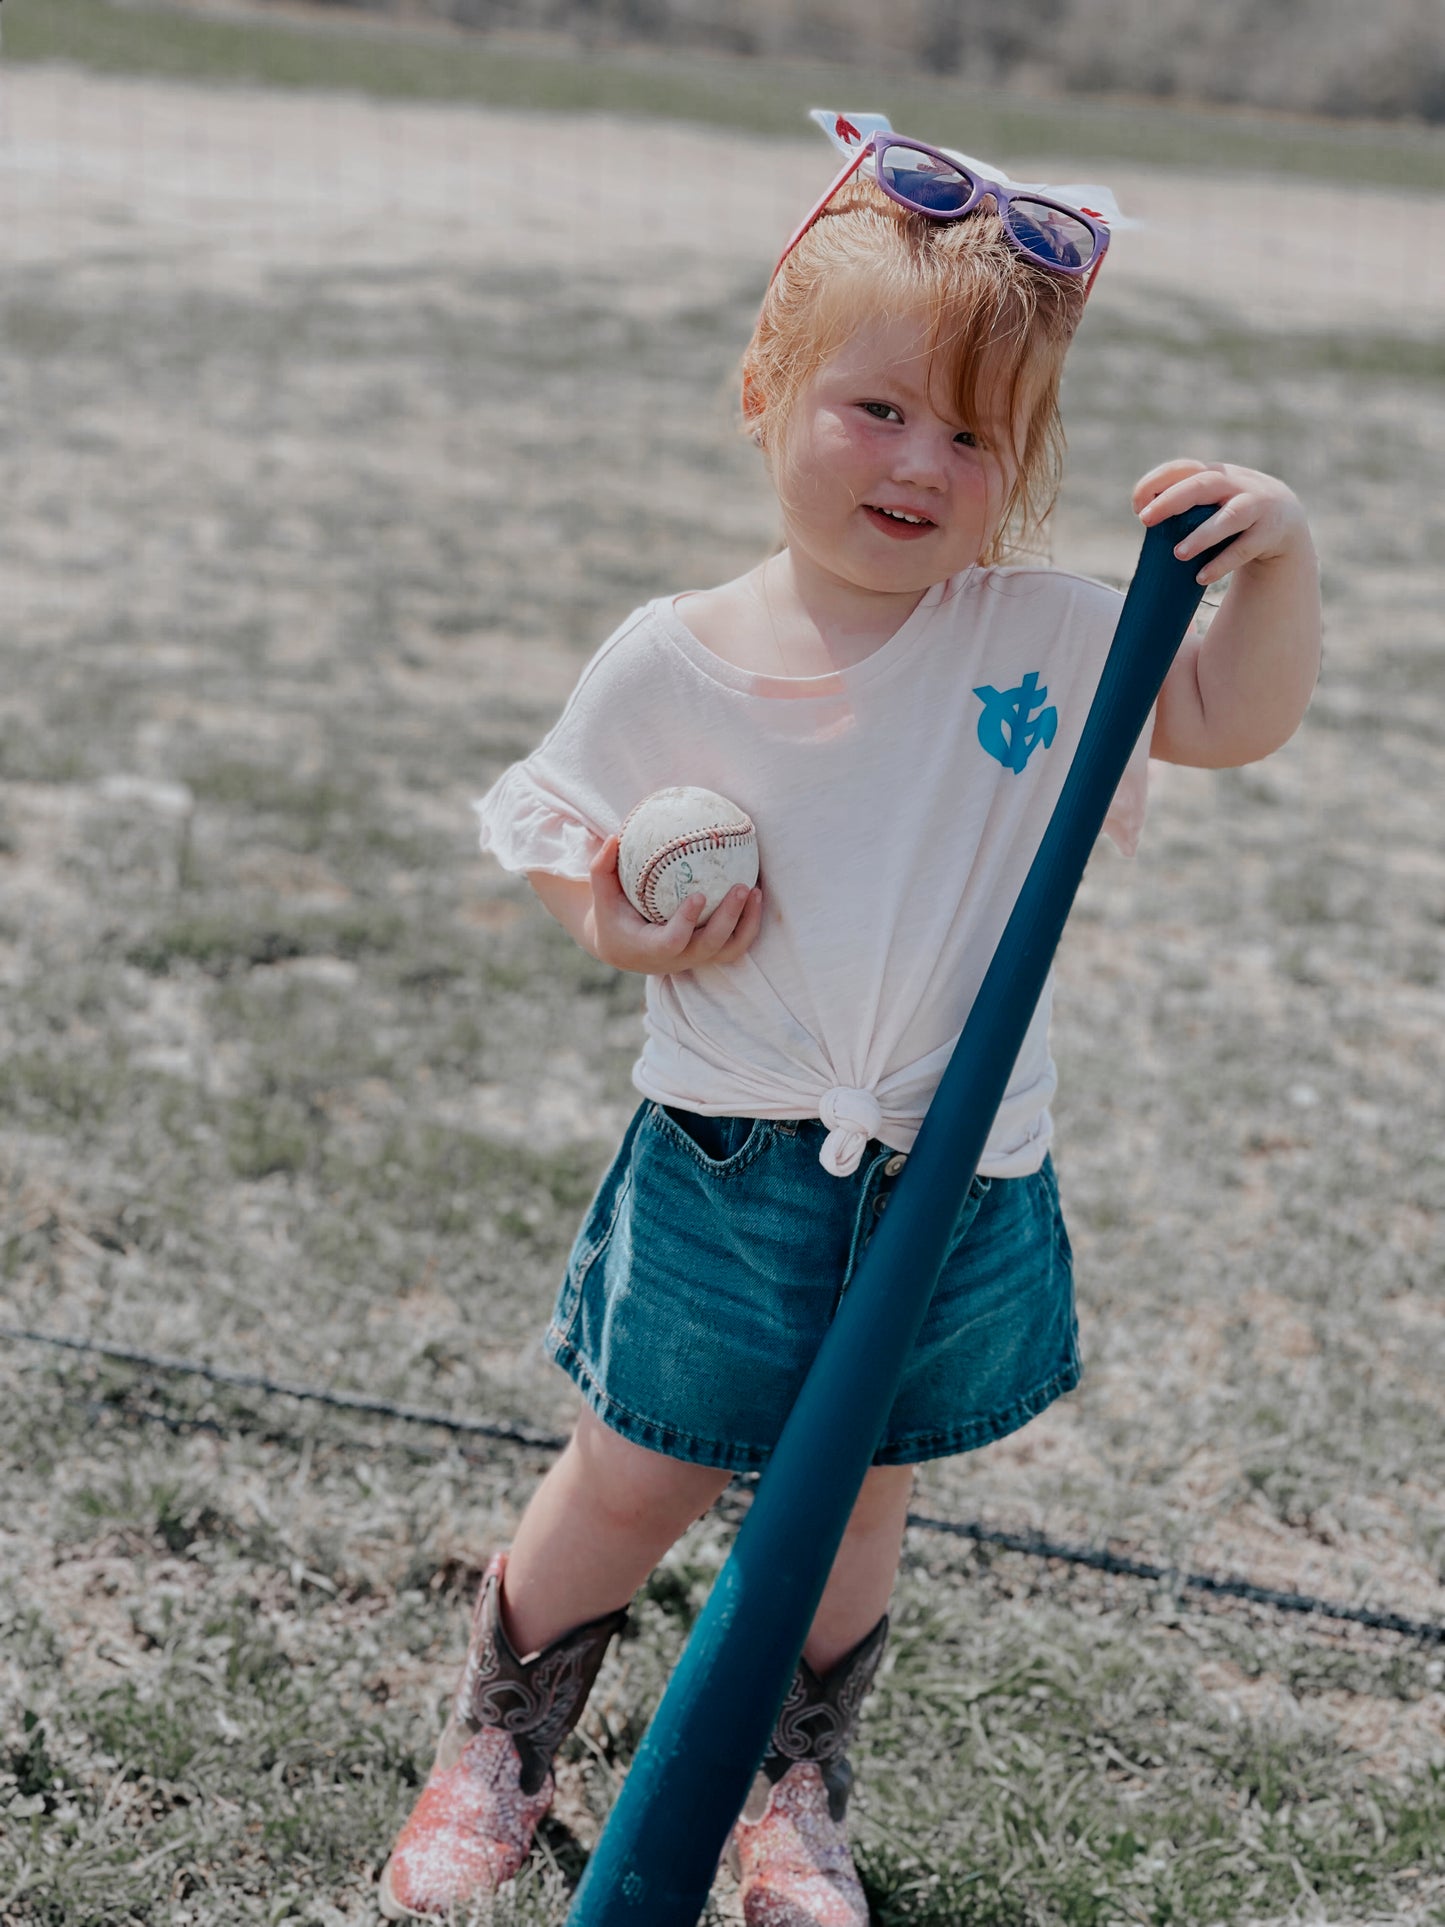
[742,177,1083,579]
[770,308,1018,601]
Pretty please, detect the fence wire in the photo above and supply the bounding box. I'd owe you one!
[5,1321,1442,1645]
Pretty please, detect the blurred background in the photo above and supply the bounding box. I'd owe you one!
[159,0,1445,121]
[1,4,1442,1923]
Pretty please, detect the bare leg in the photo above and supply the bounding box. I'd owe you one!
[803,1464,914,1673]
[503,1405,732,1655]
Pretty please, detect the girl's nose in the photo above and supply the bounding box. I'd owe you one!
[891,429,949,490]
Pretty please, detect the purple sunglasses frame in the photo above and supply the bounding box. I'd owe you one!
[771,128,1112,292]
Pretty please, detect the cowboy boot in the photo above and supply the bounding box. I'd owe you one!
[379,1551,627,1920]
[730,1615,888,1927]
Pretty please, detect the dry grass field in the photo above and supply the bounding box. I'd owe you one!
[1,19,1443,1926]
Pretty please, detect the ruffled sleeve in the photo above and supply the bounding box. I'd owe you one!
[472,762,603,881]
[470,604,663,880]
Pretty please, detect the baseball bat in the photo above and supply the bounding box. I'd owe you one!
[567,507,1227,1926]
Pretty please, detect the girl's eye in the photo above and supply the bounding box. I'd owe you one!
[858,402,980,446]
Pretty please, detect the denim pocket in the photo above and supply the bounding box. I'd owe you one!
[931,1169,990,1261]
[1039,1155,1073,1266]
[647,1102,773,1176]
[570,1169,631,1280]
[551,1108,646,1339]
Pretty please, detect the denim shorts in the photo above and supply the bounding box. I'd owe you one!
[544,1100,1079,1473]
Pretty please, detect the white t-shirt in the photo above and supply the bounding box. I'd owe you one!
[475,565,1151,1179]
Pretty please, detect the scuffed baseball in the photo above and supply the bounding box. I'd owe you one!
[618,786,759,925]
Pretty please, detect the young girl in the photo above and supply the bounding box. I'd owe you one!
[380,113,1321,1924]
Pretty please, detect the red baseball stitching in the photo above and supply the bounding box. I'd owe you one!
[632,824,756,924]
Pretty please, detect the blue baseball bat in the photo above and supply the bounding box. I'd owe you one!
[567,508,1227,1926]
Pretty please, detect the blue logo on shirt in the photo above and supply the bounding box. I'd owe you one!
[973,671,1058,772]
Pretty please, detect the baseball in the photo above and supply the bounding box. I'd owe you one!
[618,786,759,925]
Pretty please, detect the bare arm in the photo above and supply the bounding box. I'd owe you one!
[527,834,763,975]
[1136,458,1322,769]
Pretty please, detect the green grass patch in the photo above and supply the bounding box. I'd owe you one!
[1085,300,1445,387]
[125,901,406,976]
[323,1120,605,1238]
[182,761,370,853]
[8,0,1445,188]
[856,1582,1445,1925]
[0,1046,131,1129]
[65,1465,256,1556]
[225,1089,318,1179]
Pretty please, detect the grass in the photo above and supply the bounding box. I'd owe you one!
[4,1368,1444,1924]
[6,0,1445,189]
[858,1583,1445,1922]
[124,903,410,976]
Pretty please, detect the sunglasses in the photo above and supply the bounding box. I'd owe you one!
[772,131,1111,291]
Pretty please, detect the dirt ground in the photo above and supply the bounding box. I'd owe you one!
[1,56,1443,1927]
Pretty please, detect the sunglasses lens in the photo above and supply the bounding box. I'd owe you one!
[877,143,973,215]
[1006,198,1097,269]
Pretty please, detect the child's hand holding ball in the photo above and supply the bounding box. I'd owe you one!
[588,786,763,975]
